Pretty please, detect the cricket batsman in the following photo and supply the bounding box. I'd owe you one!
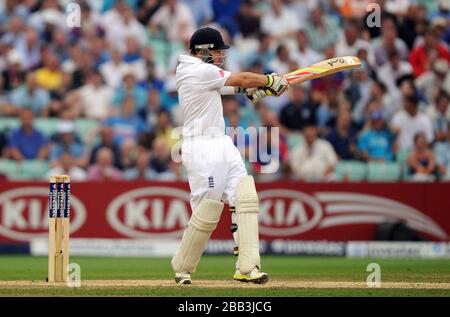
[171,27,289,285]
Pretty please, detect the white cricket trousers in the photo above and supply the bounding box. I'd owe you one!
[182,135,247,210]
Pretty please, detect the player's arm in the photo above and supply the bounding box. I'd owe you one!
[225,72,287,94]
[225,72,289,103]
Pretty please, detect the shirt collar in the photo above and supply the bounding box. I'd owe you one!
[179,54,203,64]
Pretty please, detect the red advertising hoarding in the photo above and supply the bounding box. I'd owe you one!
[0,181,449,243]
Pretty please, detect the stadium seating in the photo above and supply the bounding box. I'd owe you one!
[367,162,402,182]
[334,160,367,181]
[2,160,50,180]
[396,149,412,181]
[73,119,101,144]
[35,118,59,137]
[0,159,19,179]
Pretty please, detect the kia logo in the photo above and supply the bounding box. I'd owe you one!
[258,189,323,236]
[107,187,191,238]
[0,187,86,241]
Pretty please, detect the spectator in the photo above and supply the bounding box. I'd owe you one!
[426,90,450,142]
[243,34,275,70]
[99,48,128,89]
[118,139,138,170]
[8,108,49,161]
[335,19,371,58]
[8,72,51,116]
[358,109,394,161]
[1,50,25,92]
[64,47,91,90]
[181,0,213,28]
[407,132,438,181]
[397,4,428,50]
[112,68,148,110]
[154,109,181,150]
[50,120,87,168]
[267,44,292,76]
[49,29,70,62]
[124,150,156,180]
[106,97,147,146]
[77,71,114,120]
[14,27,41,70]
[104,3,147,50]
[149,0,195,42]
[391,94,434,151]
[138,87,162,128]
[211,0,241,38]
[223,96,248,127]
[252,125,289,181]
[235,0,260,38]
[325,110,358,160]
[136,0,163,25]
[291,30,323,69]
[409,26,450,77]
[48,152,88,181]
[90,125,121,168]
[317,88,345,132]
[434,124,450,181]
[87,147,123,181]
[122,37,147,82]
[415,58,450,103]
[261,0,301,44]
[372,17,409,66]
[345,63,374,121]
[305,6,339,53]
[150,137,176,179]
[35,52,63,93]
[279,85,317,131]
[160,76,179,112]
[0,0,29,27]
[377,50,413,94]
[290,122,338,181]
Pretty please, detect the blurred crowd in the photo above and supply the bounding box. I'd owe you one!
[0,0,449,182]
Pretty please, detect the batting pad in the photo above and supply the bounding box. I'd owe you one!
[236,176,261,274]
[172,199,224,274]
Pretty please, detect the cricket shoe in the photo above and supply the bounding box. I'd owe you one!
[175,272,192,285]
[233,267,269,284]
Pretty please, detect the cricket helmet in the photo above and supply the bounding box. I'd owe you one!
[189,27,230,51]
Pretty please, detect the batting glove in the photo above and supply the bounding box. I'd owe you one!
[266,73,289,96]
[243,87,274,103]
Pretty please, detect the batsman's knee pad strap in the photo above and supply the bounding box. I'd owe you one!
[172,199,224,274]
[235,176,261,274]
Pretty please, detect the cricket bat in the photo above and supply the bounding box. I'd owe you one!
[284,56,361,85]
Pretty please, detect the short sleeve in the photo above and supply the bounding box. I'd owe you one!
[200,64,231,90]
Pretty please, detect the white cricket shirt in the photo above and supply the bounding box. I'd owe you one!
[176,54,231,137]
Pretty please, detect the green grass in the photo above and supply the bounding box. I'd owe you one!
[1,255,450,296]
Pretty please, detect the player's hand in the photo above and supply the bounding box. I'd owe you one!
[244,87,274,103]
[266,73,289,96]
